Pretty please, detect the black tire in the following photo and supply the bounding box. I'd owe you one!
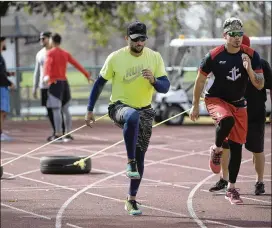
[0,166,3,179]
[162,106,185,126]
[154,115,163,123]
[40,156,91,174]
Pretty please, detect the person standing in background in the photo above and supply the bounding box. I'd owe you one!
[33,31,65,141]
[0,37,15,141]
[44,33,92,142]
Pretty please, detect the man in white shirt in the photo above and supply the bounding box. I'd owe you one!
[32,31,67,141]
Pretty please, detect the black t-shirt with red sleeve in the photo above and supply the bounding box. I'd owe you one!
[199,44,263,103]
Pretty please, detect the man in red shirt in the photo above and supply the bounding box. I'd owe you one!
[44,33,92,142]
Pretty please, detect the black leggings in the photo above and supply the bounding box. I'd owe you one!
[215,116,235,147]
[228,140,242,184]
[129,147,145,196]
[47,108,65,135]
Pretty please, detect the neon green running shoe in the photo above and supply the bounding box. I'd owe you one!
[126,160,140,179]
[124,198,142,216]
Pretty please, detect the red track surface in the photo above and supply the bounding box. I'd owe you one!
[1,120,271,228]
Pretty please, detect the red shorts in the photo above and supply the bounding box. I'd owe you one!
[205,97,248,144]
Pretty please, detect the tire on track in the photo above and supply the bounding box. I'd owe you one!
[40,156,91,174]
[0,166,3,178]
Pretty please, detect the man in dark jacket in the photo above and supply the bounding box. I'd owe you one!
[209,34,272,195]
[0,37,15,141]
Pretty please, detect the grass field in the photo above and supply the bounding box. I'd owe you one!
[21,71,95,87]
[20,70,197,87]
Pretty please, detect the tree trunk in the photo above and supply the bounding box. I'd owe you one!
[261,2,268,59]
[211,3,217,38]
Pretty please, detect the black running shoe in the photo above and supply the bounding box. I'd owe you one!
[49,135,63,143]
[255,182,265,195]
[209,178,228,192]
[47,135,55,142]
[63,135,74,142]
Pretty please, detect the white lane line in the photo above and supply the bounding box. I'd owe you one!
[200,189,271,204]
[160,162,211,172]
[2,188,50,192]
[66,223,83,228]
[2,149,269,193]
[2,179,83,228]
[1,157,16,162]
[32,148,72,156]
[1,149,193,189]
[3,171,188,218]
[187,174,216,228]
[1,149,39,160]
[176,179,271,185]
[238,196,271,204]
[187,153,272,228]
[8,169,41,179]
[1,203,51,220]
[55,150,197,228]
[84,191,186,217]
[3,146,271,228]
[1,183,169,192]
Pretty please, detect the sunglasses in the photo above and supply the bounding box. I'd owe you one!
[227,31,244,37]
[130,36,147,42]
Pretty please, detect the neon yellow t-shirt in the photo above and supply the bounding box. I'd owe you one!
[100,46,167,108]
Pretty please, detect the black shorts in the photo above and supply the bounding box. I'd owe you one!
[245,122,265,153]
[222,121,265,153]
[46,80,71,108]
[108,101,155,153]
[40,88,49,107]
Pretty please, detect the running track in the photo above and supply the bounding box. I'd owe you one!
[1,120,271,228]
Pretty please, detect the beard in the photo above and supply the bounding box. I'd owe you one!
[2,45,6,51]
[131,45,144,53]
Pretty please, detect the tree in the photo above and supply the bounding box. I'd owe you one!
[1,1,188,46]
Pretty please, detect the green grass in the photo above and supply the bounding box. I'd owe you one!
[20,71,110,100]
[21,71,93,87]
[20,69,197,100]
[21,70,197,87]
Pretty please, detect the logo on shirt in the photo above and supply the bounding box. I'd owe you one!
[219,61,226,64]
[216,112,223,118]
[226,66,241,81]
[123,64,144,83]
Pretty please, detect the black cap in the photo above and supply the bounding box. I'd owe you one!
[40,31,52,38]
[127,21,147,39]
[0,37,6,41]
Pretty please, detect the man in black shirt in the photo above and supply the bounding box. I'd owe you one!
[209,35,272,195]
[189,17,264,204]
[0,37,15,141]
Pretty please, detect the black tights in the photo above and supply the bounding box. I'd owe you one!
[129,147,145,196]
[228,140,242,184]
[47,108,65,135]
[215,116,235,147]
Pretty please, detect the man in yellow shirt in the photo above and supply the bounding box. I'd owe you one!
[85,21,170,216]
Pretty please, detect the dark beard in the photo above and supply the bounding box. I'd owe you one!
[131,46,143,53]
[2,45,6,51]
